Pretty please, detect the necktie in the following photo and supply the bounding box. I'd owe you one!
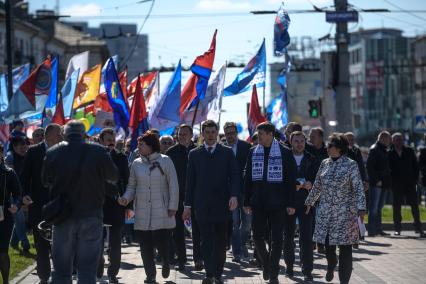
[208,146,213,154]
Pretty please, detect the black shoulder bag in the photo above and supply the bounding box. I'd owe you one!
[42,145,87,226]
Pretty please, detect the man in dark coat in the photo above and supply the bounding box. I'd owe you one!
[345,132,367,183]
[223,122,251,263]
[389,133,425,237]
[244,122,297,284]
[42,120,118,283]
[166,124,199,271]
[366,131,392,237]
[183,120,240,284]
[306,127,328,161]
[283,131,320,281]
[21,124,63,284]
[419,133,426,189]
[98,128,130,283]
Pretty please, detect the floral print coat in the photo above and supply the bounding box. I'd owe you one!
[305,156,366,245]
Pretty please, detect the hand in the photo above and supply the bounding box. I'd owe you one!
[22,195,33,205]
[286,207,295,216]
[117,197,128,206]
[305,205,311,215]
[125,209,134,219]
[296,184,302,191]
[363,182,369,192]
[304,181,313,190]
[358,210,366,223]
[229,197,238,211]
[182,207,191,221]
[8,204,18,214]
[243,206,252,215]
[168,210,177,217]
[376,181,382,187]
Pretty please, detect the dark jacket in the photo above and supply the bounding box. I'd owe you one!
[389,145,419,189]
[42,139,119,219]
[20,142,48,225]
[306,142,328,161]
[166,142,196,213]
[103,149,130,226]
[185,144,240,222]
[244,142,297,210]
[366,142,391,188]
[347,145,367,182]
[419,147,426,186]
[293,151,321,206]
[0,163,22,209]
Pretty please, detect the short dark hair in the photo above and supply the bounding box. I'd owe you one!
[179,124,193,134]
[290,131,306,143]
[12,120,24,129]
[256,121,275,134]
[223,122,237,132]
[201,120,218,132]
[45,123,61,137]
[138,131,161,153]
[327,133,349,155]
[99,128,115,141]
[285,122,302,133]
[310,127,324,138]
[10,136,26,147]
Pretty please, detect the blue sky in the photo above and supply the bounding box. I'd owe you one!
[30,0,426,69]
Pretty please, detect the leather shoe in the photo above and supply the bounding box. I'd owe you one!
[326,269,334,282]
[201,277,214,284]
[419,231,426,238]
[194,261,204,271]
[269,278,279,284]
[175,262,185,271]
[215,277,224,284]
[109,275,119,283]
[379,231,390,236]
[144,276,156,283]
[162,264,170,278]
[394,231,401,236]
[262,265,270,281]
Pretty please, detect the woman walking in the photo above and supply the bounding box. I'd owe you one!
[305,133,366,284]
[119,131,179,283]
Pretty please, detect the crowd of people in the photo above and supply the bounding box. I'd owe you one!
[0,118,425,284]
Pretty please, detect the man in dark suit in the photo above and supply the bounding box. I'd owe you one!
[244,122,297,284]
[183,120,240,284]
[223,122,251,263]
[98,128,130,283]
[21,124,63,284]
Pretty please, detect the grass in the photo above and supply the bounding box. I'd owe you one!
[0,234,36,284]
[364,205,426,223]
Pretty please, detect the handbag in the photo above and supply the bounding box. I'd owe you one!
[42,145,87,226]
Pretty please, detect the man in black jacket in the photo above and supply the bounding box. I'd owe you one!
[366,131,392,237]
[223,122,251,263]
[42,120,118,284]
[389,133,425,237]
[21,123,63,284]
[183,120,240,284]
[419,134,426,190]
[306,127,328,161]
[345,132,367,183]
[283,131,320,281]
[244,122,297,284]
[166,124,199,271]
[98,128,130,283]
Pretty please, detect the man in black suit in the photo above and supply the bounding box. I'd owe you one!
[21,124,63,284]
[244,122,297,284]
[223,122,251,263]
[183,120,240,284]
[98,128,130,283]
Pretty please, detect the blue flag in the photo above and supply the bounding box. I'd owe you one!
[45,56,59,109]
[0,64,31,112]
[0,75,7,112]
[274,4,291,56]
[224,39,266,97]
[105,58,130,134]
[62,68,80,118]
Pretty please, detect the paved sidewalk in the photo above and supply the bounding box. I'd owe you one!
[13,231,426,283]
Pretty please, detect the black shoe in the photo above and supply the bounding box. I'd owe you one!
[394,231,401,236]
[162,264,170,278]
[38,281,49,284]
[304,272,313,282]
[144,276,156,284]
[353,243,359,249]
[232,257,241,263]
[262,265,270,281]
[379,231,390,236]
[109,275,119,283]
[175,262,186,271]
[202,277,214,284]
[97,256,105,279]
[286,267,294,278]
[215,277,224,284]
[269,278,279,284]
[419,231,426,238]
[317,244,326,254]
[326,269,334,282]
[194,261,204,271]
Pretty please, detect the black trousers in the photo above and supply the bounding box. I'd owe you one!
[138,229,171,279]
[107,224,123,277]
[198,220,227,279]
[392,186,423,232]
[191,211,202,263]
[252,208,285,280]
[283,205,313,274]
[325,236,352,284]
[173,211,187,265]
[32,224,51,281]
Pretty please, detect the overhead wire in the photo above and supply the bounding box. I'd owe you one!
[382,0,426,22]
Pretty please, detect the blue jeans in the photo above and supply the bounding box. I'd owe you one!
[10,209,30,250]
[368,186,389,236]
[52,216,103,284]
[231,208,252,259]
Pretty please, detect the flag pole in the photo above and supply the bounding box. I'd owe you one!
[191,99,201,128]
[262,84,266,116]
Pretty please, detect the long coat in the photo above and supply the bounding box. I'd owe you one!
[123,152,179,231]
[305,156,366,245]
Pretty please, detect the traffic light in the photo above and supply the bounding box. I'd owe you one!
[308,99,322,118]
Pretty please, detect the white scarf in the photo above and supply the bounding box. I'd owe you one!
[252,139,283,183]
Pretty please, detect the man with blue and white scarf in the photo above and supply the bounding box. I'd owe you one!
[244,122,297,284]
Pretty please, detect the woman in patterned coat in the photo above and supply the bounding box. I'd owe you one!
[305,133,366,284]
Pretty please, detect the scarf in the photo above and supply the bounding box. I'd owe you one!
[252,139,283,183]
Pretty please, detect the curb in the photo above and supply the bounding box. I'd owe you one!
[11,263,37,284]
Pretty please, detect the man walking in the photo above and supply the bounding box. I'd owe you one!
[306,127,328,161]
[183,120,240,284]
[21,124,63,283]
[223,122,251,263]
[98,128,130,283]
[389,133,425,237]
[367,131,392,237]
[244,122,297,284]
[42,121,118,283]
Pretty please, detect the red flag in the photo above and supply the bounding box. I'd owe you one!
[248,85,266,136]
[94,92,113,113]
[129,75,148,130]
[52,93,66,125]
[179,74,198,115]
[119,67,128,100]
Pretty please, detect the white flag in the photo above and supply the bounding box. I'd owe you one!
[65,51,89,80]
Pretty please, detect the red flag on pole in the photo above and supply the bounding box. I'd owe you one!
[247,85,266,137]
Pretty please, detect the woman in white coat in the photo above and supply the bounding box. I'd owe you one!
[119,131,179,284]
